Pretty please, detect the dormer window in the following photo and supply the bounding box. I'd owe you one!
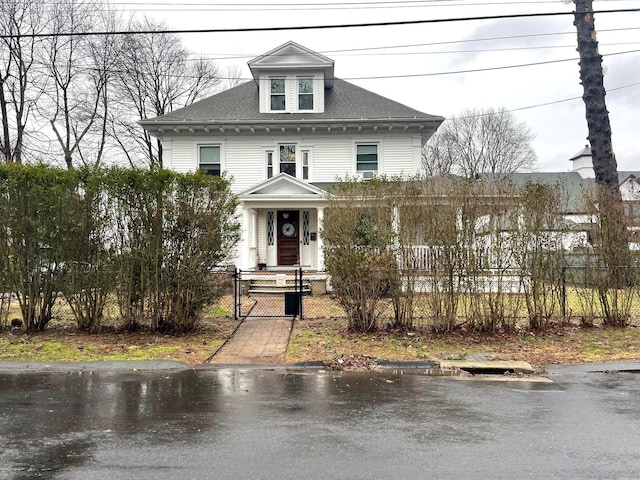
[298,78,314,110]
[270,79,286,111]
[262,75,324,113]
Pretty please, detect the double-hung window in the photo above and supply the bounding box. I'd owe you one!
[270,78,286,111]
[302,150,310,180]
[279,145,296,176]
[266,151,274,178]
[199,146,221,176]
[298,78,313,110]
[264,76,320,113]
[356,144,378,172]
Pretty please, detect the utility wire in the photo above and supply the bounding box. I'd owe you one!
[452,81,640,119]
[190,26,640,61]
[2,8,640,39]
[75,48,638,82]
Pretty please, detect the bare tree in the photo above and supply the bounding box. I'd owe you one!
[40,0,109,169]
[222,64,246,90]
[77,9,124,168]
[111,18,222,168]
[422,107,537,177]
[0,0,47,163]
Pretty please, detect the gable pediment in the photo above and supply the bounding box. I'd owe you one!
[248,41,334,87]
[239,173,327,200]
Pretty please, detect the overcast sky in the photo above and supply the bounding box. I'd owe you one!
[121,0,640,172]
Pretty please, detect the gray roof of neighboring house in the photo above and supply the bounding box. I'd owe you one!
[140,79,444,125]
[479,172,591,213]
[480,171,640,213]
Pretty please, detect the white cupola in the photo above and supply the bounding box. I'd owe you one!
[570,144,595,178]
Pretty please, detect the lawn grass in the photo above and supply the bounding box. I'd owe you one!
[287,317,640,369]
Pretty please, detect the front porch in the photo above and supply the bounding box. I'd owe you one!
[237,173,329,271]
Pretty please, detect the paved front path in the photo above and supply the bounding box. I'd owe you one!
[208,317,293,365]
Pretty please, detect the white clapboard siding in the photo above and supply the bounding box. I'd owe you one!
[380,135,418,177]
[166,132,421,187]
[311,136,354,182]
[169,138,197,173]
[223,138,267,193]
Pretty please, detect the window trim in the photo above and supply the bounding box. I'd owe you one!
[266,150,274,179]
[198,144,222,176]
[355,142,381,174]
[278,144,297,177]
[301,149,312,181]
[265,75,320,113]
[270,78,286,111]
[297,77,314,111]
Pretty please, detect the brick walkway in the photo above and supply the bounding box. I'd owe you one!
[208,317,293,365]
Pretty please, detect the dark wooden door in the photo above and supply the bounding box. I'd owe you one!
[277,210,299,265]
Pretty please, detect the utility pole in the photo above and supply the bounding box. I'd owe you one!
[574,0,618,188]
[574,0,630,296]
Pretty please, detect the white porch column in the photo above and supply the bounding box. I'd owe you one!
[391,205,401,268]
[317,207,325,271]
[240,207,251,269]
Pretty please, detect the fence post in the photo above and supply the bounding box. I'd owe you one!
[561,265,567,319]
[299,267,304,320]
[228,266,238,320]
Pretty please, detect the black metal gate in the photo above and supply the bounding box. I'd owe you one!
[232,268,304,320]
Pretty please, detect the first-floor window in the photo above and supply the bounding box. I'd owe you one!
[356,144,378,172]
[199,145,221,176]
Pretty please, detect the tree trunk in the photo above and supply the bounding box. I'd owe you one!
[574,0,630,288]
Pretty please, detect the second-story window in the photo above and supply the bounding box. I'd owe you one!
[356,144,378,172]
[266,151,274,178]
[302,150,310,180]
[279,145,296,176]
[199,146,221,176]
[298,78,313,110]
[270,78,286,110]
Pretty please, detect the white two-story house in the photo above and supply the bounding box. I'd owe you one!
[139,41,444,271]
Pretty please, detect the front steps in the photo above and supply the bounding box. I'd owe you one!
[248,274,311,294]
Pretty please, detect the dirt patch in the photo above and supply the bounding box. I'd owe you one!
[288,318,640,370]
[324,354,384,371]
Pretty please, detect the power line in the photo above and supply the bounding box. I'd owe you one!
[337,49,640,80]
[109,0,580,12]
[75,47,639,82]
[192,26,640,61]
[453,81,640,119]
[3,8,640,39]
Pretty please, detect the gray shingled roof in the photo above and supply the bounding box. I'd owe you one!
[479,172,593,213]
[480,171,640,213]
[141,79,443,124]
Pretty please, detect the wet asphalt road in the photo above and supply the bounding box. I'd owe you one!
[1,364,639,480]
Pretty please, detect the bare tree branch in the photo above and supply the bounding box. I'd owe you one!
[422,107,537,177]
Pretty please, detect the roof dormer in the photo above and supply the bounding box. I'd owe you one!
[248,41,334,114]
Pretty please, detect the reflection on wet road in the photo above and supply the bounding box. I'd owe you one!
[1,368,639,479]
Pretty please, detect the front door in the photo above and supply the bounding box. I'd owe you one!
[277,210,299,265]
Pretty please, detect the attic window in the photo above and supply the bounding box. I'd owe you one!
[270,79,286,111]
[298,78,313,110]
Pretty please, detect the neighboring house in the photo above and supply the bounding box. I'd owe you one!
[139,41,444,271]
[482,145,640,252]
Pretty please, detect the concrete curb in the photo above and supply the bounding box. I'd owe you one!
[0,361,191,374]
